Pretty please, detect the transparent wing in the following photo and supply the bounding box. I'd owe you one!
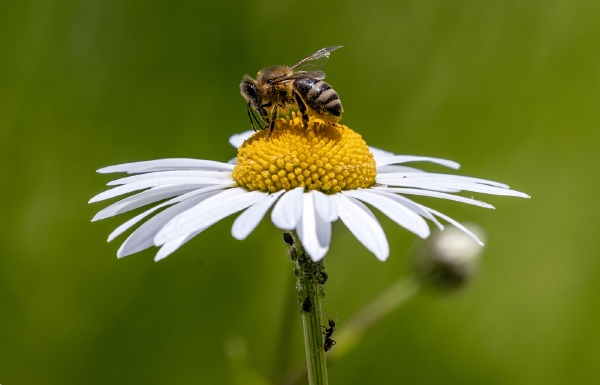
[270,70,326,84]
[290,46,342,72]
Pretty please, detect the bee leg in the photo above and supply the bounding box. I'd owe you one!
[293,91,310,128]
[268,105,283,135]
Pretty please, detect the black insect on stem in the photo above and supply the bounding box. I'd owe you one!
[323,336,336,352]
[318,271,328,285]
[301,297,312,313]
[321,314,336,352]
[322,314,336,338]
[283,232,294,246]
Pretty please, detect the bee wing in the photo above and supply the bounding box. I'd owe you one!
[290,46,342,72]
[270,70,326,84]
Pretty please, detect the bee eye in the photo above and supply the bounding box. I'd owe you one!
[245,83,258,101]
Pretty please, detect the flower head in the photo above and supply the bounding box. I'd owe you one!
[90,115,528,262]
[233,118,376,193]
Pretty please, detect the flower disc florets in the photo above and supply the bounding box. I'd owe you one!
[232,116,377,194]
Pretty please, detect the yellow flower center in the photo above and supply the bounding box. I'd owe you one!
[232,115,377,194]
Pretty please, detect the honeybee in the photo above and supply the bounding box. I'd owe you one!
[240,46,344,133]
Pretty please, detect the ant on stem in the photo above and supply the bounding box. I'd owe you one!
[321,313,336,353]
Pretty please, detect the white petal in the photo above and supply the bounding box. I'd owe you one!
[116,193,215,258]
[311,190,338,222]
[369,190,444,230]
[271,187,304,230]
[108,185,228,242]
[229,131,255,148]
[89,178,234,203]
[376,172,509,188]
[107,170,232,186]
[375,155,460,169]
[154,188,267,245]
[92,184,201,221]
[315,213,332,253]
[154,232,200,262]
[376,165,424,173]
[98,159,234,174]
[375,177,529,198]
[297,192,330,261]
[227,157,238,165]
[231,190,285,240]
[378,185,462,193]
[343,190,430,239]
[426,208,484,246]
[330,194,389,261]
[369,146,395,159]
[373,187,495,209]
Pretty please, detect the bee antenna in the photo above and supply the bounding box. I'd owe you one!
[246,103,263,131]
[252,109,265,130]
[246,104,256,131]
[247,103,264,131]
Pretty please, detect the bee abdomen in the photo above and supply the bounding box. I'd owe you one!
[294,78,343,121]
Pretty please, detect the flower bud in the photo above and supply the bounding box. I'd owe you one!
[412,224,486,292]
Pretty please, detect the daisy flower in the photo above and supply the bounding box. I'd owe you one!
[90,115,528,262]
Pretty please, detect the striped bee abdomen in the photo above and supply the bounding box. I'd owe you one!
[294,78,343,122]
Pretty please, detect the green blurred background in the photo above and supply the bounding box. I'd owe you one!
[1,0,599,384]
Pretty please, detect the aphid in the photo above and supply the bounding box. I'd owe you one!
[301,297,312,313]
[283,232,294,246]
[318,271,328,285]
[240,46,344,133]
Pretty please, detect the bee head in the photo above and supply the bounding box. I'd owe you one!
[240,75,260,108]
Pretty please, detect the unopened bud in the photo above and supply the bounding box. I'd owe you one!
[412,224,486,292]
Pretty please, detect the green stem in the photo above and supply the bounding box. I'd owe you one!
[286,231,328,385]
[280,276,419,385]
